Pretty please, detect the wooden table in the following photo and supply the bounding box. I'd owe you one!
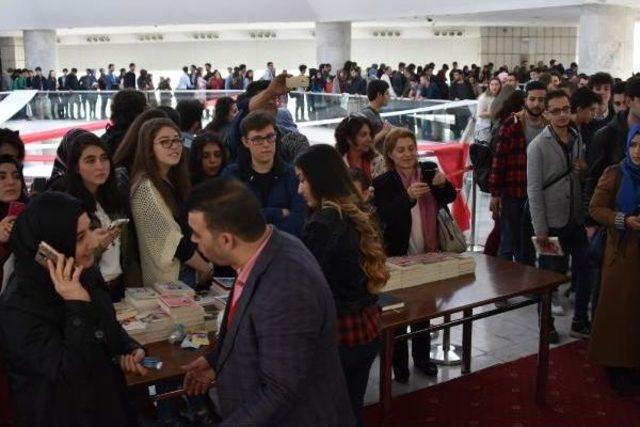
[126,339,213,389]
[378,253,568,425]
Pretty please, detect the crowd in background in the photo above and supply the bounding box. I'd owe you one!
[0,55,639,426]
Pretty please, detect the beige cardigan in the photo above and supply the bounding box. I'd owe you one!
[130,178,182,287]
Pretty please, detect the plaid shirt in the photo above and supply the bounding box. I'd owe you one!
[489,113,528,198]
[337,304,381,347]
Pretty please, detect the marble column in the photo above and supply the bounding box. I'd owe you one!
[315,22,351,72]
[23,29,58,73]
[578,5,635,78]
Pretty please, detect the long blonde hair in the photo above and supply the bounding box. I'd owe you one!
[321,198,389,294]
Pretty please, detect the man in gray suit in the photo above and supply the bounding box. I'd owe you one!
[527,89,591,341]
[182,177,355,427]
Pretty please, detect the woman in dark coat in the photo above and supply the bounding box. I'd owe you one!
[373,128,456,383]
[0,192,147,427]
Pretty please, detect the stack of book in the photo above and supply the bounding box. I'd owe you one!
[153,281,196,297]
[124,288,160,311]
[114,301,138,321]
[134,310,174,344]
[158,295,205,330]
[385,252,476,290]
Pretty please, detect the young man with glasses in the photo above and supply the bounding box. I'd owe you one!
[527,90,591,341]
[221,110,305,237]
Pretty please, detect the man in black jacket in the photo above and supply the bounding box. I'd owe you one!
[587,77,640,206]
[123,63,136,89]
[64,68,80,119]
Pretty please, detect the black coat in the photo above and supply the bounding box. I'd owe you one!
[65,73,79,90]
[123,72,136,89]
[373,166,457,256]
[301,206,377,316]
[0,193,140,427]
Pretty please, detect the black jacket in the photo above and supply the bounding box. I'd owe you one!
[64,73,79,90]
[301,207,377,315]
[123,72,136,89]
[585,110,629,223]
[101,125,129,157]
[0,193,140,427]
[373,166,457,256]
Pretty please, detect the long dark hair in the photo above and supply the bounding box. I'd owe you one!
[207,97,236,132]
[63,133,124,216]
[130,118,191,216]
[295,144,389,293]
[190,131,228,185]
[0,154,28,218]
[113,108,168,170]
[334,115,375,161]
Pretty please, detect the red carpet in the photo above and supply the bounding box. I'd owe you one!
[364,341,640,426]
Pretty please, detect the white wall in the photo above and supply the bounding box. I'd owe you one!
[480,26,578,69]
[57,37,481,82]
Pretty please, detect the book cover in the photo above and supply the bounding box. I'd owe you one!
[125,287,159,300]
[377,294,406,312]
[531,236,565,257]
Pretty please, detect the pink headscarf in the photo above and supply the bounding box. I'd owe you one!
[397,166,440,252]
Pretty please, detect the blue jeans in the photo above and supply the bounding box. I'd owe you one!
[498,196,526,262]
[538,223,591,323]
[339,337,381,427]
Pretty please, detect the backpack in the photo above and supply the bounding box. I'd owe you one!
[469,120,502,193]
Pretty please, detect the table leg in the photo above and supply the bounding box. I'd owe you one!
[461,308,472,374]
[536,288,552,405]
[379,328,394,426]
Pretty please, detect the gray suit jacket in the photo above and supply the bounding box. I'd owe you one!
[206,229,355,427]
[527,125,585,236]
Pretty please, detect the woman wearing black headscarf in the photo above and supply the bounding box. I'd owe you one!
[46,128,89,191]
[0,192,147,427]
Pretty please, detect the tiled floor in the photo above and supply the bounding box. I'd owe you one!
[364,284,578,405]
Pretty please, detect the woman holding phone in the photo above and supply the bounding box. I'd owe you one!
[372,128,456,382]
[62,133,129,301]
[0,192,147,427]
[0,154,28,427]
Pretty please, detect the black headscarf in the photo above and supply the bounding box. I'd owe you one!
[46,128,89,191]
[7,192,85,309]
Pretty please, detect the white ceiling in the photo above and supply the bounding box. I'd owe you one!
[0,0,638,32]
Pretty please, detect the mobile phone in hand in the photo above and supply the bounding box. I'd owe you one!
[7,201,25,217]
[35,241,63,268]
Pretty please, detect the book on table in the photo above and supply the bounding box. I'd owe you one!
[124,287,160,311]
[153,280,196,296]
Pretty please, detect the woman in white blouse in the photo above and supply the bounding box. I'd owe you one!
[475,77,502,142]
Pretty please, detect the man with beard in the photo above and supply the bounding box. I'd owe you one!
[489,80,547,266]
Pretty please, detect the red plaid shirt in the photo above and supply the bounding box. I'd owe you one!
[489,113,528,198]
[337,304,381,347]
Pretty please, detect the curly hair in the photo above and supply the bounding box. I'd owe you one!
[334,115,375,161]
[295,144,388,293]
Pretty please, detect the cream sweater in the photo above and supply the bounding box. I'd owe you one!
[130,178,182,287]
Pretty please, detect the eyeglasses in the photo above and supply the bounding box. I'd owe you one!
[547,106,572,116]
[155,137,184,149]
[247,133,277,146]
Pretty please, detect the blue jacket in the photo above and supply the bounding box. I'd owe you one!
[221,160,306,237]
[205,230,355,426]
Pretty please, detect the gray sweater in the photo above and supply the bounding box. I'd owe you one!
[526,125,585,236]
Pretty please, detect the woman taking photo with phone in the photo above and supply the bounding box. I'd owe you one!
[62,133,129,300]
[130,118,211,287]
[372,127,456,383]
[0,192,147,427]
[296,144,388,426]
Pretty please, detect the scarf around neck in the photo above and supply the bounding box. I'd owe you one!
[396,166,439,252]
[617,124,640,215]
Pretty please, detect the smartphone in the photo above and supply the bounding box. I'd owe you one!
[419,160,438,185]
[35,241,63,268]
[107,218,130,231]
[7,201,26,217]
[285,75,309,90]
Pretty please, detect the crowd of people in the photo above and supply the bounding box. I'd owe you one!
[0,55,638,426]
[475,66,640,395]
